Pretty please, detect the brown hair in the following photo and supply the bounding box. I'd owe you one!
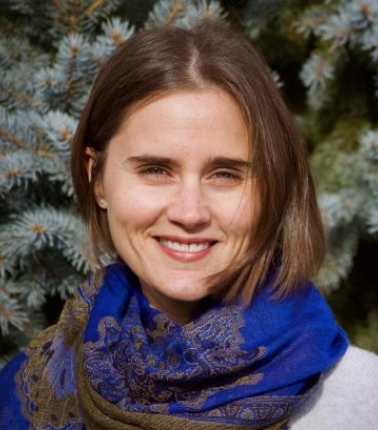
[71,20,324,303]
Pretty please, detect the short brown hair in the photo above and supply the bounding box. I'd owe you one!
[71,20,324,303]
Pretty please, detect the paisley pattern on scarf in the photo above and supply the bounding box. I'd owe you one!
[0,262,349,430]
[83,298,266,415]
[13,281,94,429]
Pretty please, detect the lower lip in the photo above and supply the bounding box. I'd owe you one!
[156,240,214,262]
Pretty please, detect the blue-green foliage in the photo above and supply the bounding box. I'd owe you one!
[0,0,136,358]
[146,0,225,28]
[296,1,378,290]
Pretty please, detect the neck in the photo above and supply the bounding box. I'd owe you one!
[140,285,201,325]
[149,299,200,325]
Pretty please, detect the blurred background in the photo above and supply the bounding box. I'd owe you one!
[0,0,377,366]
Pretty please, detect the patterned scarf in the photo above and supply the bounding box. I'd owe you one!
[0,262,348,429]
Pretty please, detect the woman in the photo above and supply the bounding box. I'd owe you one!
[0,20,377,430]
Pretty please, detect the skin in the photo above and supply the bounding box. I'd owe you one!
[89,88,260,324]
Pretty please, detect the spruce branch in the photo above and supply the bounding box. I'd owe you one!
[0,208,82,260]
[35,34,94,114]
[301,51,337,90]
[296,5,330,38]
[0,151,41,195]
[86,0,109,15]
[146,0,185,28]
[51,0,100,33]
[316,224,359,292]
[99,17,135,46]
[0,81,36,111]
[0,125,26,150]
[300,49,343,111]
[5,310,46,347]
[146,0,224,29]
[181,0,225,27]
[0,289,29,335]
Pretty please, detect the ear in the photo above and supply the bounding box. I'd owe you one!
[85,147,108,209]
[85,147,96,183]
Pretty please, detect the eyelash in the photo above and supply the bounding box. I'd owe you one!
[142,166,168,176]
[138,166,172,184]
[212,170,239,179]
[138,166,244,185]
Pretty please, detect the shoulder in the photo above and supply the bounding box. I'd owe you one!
[0,352,31,427]
[0,279,94,427]
[291,345,378,430]
[336,344,378,378]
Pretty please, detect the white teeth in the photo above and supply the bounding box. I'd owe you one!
[159,239,211,253]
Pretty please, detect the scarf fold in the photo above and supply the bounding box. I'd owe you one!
[6,262,348,429]
[76,358,288,430]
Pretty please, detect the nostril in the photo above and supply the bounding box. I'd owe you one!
[166,193,211,229]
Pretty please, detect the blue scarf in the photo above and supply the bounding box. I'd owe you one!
[0,262,348,429]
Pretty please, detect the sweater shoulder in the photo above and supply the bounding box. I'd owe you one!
[291,345,378,430]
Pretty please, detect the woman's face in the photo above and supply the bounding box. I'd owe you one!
[93,88,260,323]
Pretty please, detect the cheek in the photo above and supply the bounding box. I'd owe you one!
[234,207,259,240]
[105,188,165,229]
[219,189,260,236]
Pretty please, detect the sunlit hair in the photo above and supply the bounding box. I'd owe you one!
[71,20,324,303]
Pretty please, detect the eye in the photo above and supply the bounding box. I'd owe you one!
[209,169,242,185]
[143,166,167,176]
[213,171,238,179]
[138,165,172,184]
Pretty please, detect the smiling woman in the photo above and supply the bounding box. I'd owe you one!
[0,20,377,430]
[75,21,326,308]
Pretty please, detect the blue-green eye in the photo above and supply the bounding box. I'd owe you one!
[208,168,246,187]
[138,165,173,184]
[143,166,167,175]
[213,171,237,179]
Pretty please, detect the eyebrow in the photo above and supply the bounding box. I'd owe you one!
[125,155,253,169]
[125,155,179,167]
[207,157,253,169]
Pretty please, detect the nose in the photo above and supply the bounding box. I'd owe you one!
[166,180,211,231]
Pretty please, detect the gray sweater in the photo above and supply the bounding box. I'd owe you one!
[291,346,378,429]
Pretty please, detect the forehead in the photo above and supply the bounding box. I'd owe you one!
[121,86,247,129]
[107,88,250,161]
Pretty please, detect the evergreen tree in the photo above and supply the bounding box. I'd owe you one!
[0,0,377,366]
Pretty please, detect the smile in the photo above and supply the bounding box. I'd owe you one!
[158,238,212,253]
